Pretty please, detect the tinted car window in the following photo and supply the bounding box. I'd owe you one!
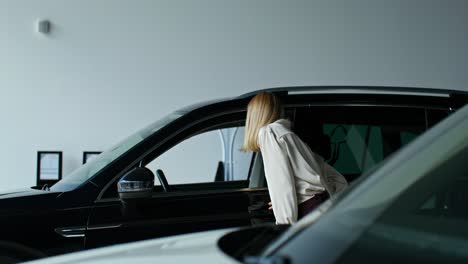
[337,144,468,263]
[323,123,420,176]
[293,106,437,182]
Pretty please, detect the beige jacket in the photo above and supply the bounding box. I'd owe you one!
[258,119,348,224]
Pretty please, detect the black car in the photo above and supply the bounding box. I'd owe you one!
[23,104,468,264]
[1,86,466,262]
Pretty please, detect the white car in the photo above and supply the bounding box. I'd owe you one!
[26,103,468,264]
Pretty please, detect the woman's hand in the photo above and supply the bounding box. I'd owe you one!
[268,201,272,210]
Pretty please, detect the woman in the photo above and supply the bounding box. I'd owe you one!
[243,92,347,224]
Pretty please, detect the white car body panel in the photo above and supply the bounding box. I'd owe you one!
[25,228,238,264]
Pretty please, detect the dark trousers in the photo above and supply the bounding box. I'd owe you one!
[298,192,329,219]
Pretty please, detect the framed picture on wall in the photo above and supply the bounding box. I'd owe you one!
[83,151,102,164]
[37,151,62,186]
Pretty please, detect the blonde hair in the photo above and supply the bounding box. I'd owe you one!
[243,92,282,152]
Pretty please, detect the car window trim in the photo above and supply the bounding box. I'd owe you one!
[288,90,450,97]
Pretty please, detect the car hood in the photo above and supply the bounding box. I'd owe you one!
[26,228,239,264]
[0,188,57,199]
[0,188,61,216]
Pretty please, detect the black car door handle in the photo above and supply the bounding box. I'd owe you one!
[56,224,122,239]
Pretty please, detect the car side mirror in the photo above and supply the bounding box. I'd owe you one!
[118,167,154,201]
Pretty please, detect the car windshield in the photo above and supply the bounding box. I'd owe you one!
[51,112,184,192]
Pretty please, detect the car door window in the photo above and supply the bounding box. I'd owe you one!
[293,106,430,182]
[323,123,420,176]
[145,126,252,185]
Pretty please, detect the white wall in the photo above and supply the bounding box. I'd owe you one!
[0,0,467,191]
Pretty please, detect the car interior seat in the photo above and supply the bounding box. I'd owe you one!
[248,153,266,188]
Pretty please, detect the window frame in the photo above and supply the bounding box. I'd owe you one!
[96,101,449,202]
[144,120,254,186]
[98,110,253,200]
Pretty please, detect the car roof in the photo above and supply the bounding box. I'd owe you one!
[179,86,467,114]
[238,85,468,98]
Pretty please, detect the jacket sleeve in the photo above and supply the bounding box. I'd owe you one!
[321,162,348,196]
[259,127,298,224]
